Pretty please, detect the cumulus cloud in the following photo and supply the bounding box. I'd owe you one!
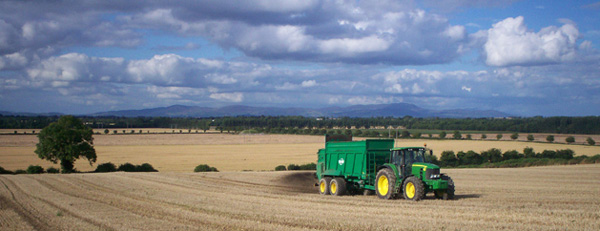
[120,2,468,65]
[484,16,580,66]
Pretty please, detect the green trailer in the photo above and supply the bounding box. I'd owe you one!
[316,135,454,200]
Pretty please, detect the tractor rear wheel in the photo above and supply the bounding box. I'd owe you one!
[319,177,332,195]
[375,168,396,200]
[330,177,347,196]
[403,176,425,201]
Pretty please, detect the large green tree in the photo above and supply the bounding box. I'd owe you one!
[35,116,96,173]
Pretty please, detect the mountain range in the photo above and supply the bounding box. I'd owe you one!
[88,103,512,118]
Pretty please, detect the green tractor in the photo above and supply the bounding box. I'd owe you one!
[374,147,454,200]
[316,135,454,200]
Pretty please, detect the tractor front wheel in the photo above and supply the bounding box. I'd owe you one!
[403,176,425,201]
[375,168,396,200]
[319,177,332,195]
[443,176,455,200]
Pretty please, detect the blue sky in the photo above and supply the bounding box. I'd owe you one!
[1,0,599,116]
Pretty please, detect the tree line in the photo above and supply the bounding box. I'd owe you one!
[1,115,600,134]
[429,148,600,168]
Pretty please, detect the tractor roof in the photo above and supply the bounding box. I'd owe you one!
[391,147,426,151]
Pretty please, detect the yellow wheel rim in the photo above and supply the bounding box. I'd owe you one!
[406,182,415,199]
[331,181,337,194]
[377,175,388,196]
[320,181,326,193]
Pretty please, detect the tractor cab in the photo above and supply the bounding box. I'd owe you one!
[390,147,429,178]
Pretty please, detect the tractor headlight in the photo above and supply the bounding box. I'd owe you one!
[430,174,440,179]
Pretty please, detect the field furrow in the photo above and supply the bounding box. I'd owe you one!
[0,164,599,230]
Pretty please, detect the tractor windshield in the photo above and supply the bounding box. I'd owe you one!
[403,148,426,165]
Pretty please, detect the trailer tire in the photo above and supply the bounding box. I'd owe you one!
[376,168,396,200]
[403,176,425,201]
[319,177,332,195]
[330,178,347,196]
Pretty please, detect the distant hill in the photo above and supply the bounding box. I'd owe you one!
[0,111,63,117]
[90,103,512,118]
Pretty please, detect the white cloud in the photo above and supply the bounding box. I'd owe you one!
[301,80,316,87]
[210,92,244,102]
[461,86,472,92]
[347,96,400,105]
[484,16,580,66]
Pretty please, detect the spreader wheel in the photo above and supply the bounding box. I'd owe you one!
[319,177,332,195]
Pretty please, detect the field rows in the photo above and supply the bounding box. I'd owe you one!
[1,164,599,230]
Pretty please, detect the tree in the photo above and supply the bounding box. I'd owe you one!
[524,147,536,158]
[481,134,487,139]
[587,137,596,145]
[496,134,503,140]
[510,133,519,140]
[546,135,554,143]
[453,130,461,139]
[439,131,447,139]
[35,116,96,173]
[527,134,534,141]
[440,151,458,167]
[104,129,109,134]
[565,136,575,144]
[401,130,410,138]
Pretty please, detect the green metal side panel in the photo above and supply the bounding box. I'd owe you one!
[318,139,394,188]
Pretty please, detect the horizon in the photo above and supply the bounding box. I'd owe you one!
[1,1,599,117]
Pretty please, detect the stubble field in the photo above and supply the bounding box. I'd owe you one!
[0,133,599,172]
[1,164,599,230]
[1,133,599,230]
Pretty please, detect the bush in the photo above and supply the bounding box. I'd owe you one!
[524,147,536,158]
[287,164,301,170]
[546,135,554,143]
[299,163,316,170]
[194,164,218,172]
[275,165,287,171]
[118,163,137,172]
[440,151,458,167]
[510,133,519,140]
[46,167,60,174]
[565,136,575,144]
[556,149,574,160]
[95,162,117,172]
[15,169,26,174]
[527,134,534,141]
[587,137,596,145]
[481,148,503,163]
[0,166,14,174]
[26,165,45,174]
[496,134,503,140]
[481,134,487,139]
[136,163,158,172]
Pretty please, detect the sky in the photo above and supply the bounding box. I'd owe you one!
[0,0,599,117]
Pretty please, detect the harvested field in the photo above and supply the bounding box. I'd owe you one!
[1,164,599,230]
[1,134,599,172]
